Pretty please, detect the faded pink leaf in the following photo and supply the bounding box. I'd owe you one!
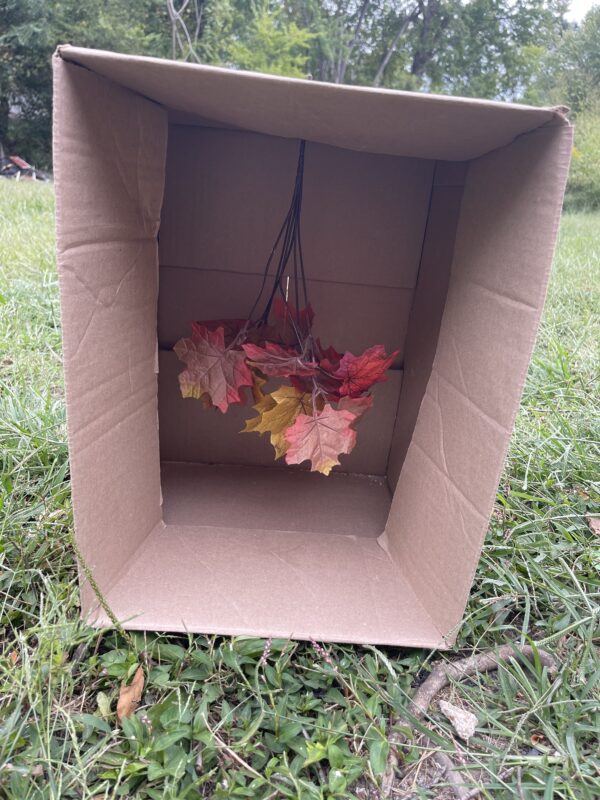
[337,394,374,424]
[284,404,357,475]
[174,324,253,413]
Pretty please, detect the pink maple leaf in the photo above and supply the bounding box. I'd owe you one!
[284,404,357,475]
[337,394,374,423]
[174,324,253,413]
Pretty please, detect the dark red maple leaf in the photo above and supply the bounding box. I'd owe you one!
[332,345,399,397]
[175,324,253,412]
[272,297,314,343]
[316,338,343,371]
[193,318,248,346]
[242,341,318,378]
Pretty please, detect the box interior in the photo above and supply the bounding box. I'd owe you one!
[157,126,464,538]
[53,48,571,646]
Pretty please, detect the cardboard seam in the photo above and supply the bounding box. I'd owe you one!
[92,608,448,648]
[55,46,167,115]
[382,161,438,482]
[377,528,449,644]
[52,53,94,602]
[384,162,468,485]
[159,262,420,292]
[160,520,390,547]
[161,458,391,486]
[85,520,167,625]
[471,111,572,166]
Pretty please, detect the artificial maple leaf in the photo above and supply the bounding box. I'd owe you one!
[242,341,318,378]
[332,345,399,397]
[243,385,277,435]
[337,394,374,424]
[193,318,248,346]
[284,404,357,475]
[272,297,314,342]
[316,338,343,369]
[116,666,144,723]
[250,372,268,404]
[175,324,253,413]
[243,385,312,459]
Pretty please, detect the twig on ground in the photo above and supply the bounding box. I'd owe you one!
[381,643,557,799]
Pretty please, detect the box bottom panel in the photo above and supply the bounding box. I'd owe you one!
[94,522,446,647]
[161,461,392,538]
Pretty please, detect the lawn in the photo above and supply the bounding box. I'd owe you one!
[0,181,598,799]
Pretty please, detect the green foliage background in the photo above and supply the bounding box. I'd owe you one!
[2,0,600,200]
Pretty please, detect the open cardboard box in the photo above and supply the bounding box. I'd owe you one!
[53,46,572,647]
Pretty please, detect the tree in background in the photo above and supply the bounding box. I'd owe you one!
[1,0,600,206]
[0,0,169,167]
[536,5,600,112]
[227,1,314,76]
[539,7,600,209]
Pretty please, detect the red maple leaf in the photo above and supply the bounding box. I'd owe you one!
[242,341,318,378]
[193,318,248,346]
[272,297,314,341]
[174,324,253,413]
[284,404,357,475]
[331,345,399,397]
[316,339,343,370]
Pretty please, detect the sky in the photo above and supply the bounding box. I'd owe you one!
[566,0,596,21]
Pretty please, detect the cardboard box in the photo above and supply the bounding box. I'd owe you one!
[53,46,572,647]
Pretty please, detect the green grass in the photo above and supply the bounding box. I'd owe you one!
[0,181,598,799]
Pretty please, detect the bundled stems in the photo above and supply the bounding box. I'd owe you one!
[246,140,312,356]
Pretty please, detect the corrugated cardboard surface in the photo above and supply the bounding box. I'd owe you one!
[383,123,573,639]
[54,46,571,646]
[52,55,168,613]
[58,46,565,161]
[93,523,444,647]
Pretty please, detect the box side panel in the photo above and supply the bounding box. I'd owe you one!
[382,124,573,641]
[52,57,168,612]
[386,162,468,488]
[158,126,431,473]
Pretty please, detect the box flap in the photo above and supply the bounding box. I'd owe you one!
[57,45,568,161]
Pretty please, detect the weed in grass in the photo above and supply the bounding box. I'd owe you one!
[0,182,598,799]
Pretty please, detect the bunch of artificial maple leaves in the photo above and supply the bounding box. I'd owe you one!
[174,298,398,475]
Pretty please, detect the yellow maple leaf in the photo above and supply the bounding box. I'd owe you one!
[242,385,312,459]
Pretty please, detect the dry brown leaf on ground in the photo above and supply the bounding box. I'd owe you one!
[584,514,600,536]
[116,665,144,723]
[439,700,478,741]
